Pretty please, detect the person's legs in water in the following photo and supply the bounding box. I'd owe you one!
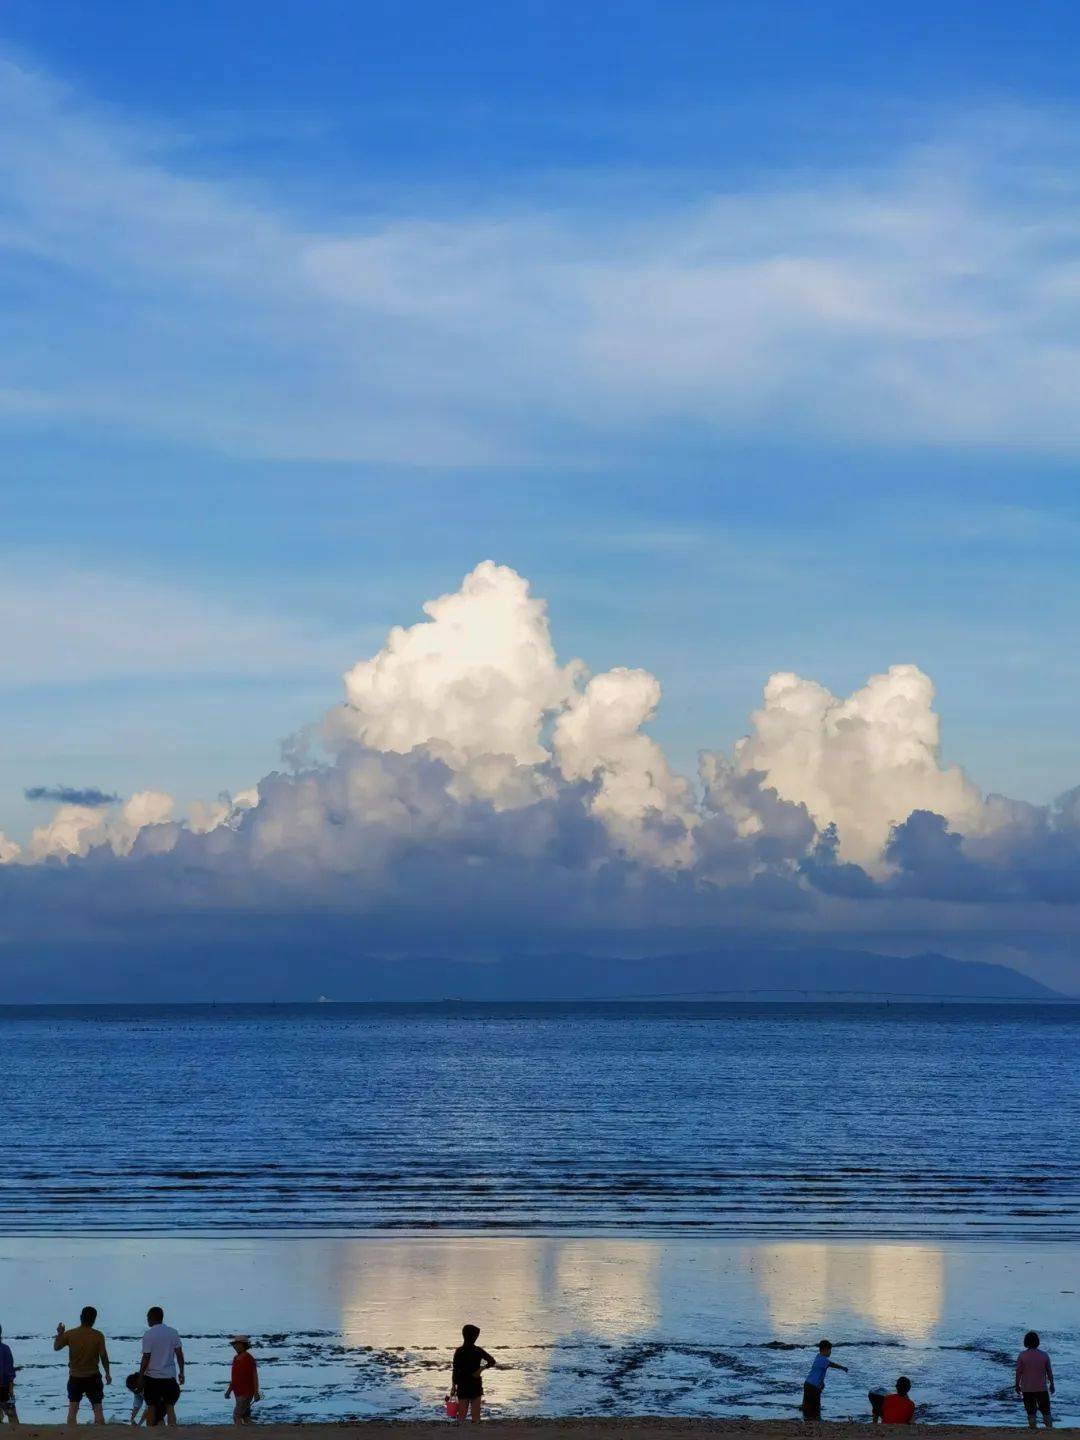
[0,1387,19,1427]
[455,1391,481,1424]
[93,1375,106,1425]
[142,1379,163,1428]
[89,1379,107,1428]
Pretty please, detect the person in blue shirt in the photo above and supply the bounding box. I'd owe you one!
[0,1325,19,1425]
[802,1339,848,1420]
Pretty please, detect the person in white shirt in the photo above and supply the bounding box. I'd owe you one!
[138,1308,185,1427]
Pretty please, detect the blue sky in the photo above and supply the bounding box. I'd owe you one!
[3,0,1080,852]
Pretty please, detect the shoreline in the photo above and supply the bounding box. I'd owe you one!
[7,1424,1080,1437]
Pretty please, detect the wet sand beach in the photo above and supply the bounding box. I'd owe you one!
[3,1234,1077,1427]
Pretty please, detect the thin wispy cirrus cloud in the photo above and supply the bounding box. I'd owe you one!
[3,49,1080,465]
[0,560,361,690]
[4,560,1080,994]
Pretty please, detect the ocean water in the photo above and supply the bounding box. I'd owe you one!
[2,1003,1077,1424]
[2,1001,1078,1238]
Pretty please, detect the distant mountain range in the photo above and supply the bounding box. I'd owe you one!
[1,939,1063,1003]
[317,947,1061,1002]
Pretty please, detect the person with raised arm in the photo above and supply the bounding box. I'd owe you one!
[801,1339,848,1420]
[54,1306,111,1425]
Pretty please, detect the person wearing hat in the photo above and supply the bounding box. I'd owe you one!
[224,1336,260,1425]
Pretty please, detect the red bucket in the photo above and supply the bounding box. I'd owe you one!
[445,1397,460,1420]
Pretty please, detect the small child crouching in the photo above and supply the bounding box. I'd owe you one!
[125,1372,147,1426]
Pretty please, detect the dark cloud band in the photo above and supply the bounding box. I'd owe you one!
[24,785,119,807]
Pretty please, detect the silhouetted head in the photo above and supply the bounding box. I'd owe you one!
[1024,1331,1040,1349]
[896,1377,912,1396]
[147,1307,164,1326]
[462,1324,480,1344]
[818,1340,832,1355]
[80,1306,98,1327]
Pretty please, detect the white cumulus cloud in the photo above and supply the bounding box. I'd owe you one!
[710,663,984,866]
[27,790,175,862]
[327,561,581,808]
[553,667,697,866]
[9,559,1080,987]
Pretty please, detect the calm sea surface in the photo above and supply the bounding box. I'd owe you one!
[4,1001,1078,1238]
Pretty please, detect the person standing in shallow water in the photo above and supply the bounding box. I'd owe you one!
[139,1307,185,1427]
[1016,1331,1055,1429]
[54,1306,111,1425]
[0,1325,19,1425]
[801,1338,848,1420]
[451,1324,495,1424]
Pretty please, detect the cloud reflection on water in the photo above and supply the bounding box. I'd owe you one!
[756,1242,945,1341]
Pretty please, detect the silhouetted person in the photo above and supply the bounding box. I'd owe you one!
[1016,1331,1055,1429]
[0,1325,18,1426]
[54,1306,111,1425]
[139,1308,184,1426]
[869,1376,916,1424]
[451,1324,495,1424]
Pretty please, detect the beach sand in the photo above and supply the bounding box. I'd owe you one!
[8,1423,1080,1439]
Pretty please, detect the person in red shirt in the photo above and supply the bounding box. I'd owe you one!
[224,1336,260,1425]
[869,1376,916,1424]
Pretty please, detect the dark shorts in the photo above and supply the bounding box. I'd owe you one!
[67,1374,104,1406]
[456,1382,483,1402]
[802,1382,822,1418]
[234,1395,253,1419]
[0,1383,14,1407]
[1022,1392,1052,1418]
[142,1376,181,1414]
[869,1391,886,1419]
